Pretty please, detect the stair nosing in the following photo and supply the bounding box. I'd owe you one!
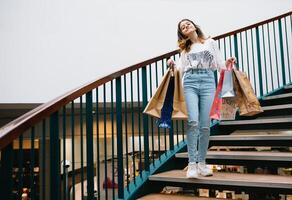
[149,171,292,189]
[220,117,292,125]
[209,134,292,141]
[262,93,292,100]
[175,151,292,161]
[262,104,292,111]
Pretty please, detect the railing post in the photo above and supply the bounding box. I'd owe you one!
[256,27,264,96]
[234,33,239,69]
[116,77,124,199]
[50,111,60,200]
[0,144,13,200]
[86,91,94,199]
[278,19,286,86]
[142,66,150,171]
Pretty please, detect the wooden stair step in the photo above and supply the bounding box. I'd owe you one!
[263,93,292,100]
[176,151,292,162]
[209,134,292,146]
[220,116,292,125]
[149,170,292,190]
[284,85,292,90]
[260,92,292,106]
[210,134,292,141]
[139,194,228,200]
[262,104,292,111]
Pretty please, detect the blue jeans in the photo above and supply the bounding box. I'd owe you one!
[183,69,216,163]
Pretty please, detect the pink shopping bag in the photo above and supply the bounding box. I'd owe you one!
[209,70,225,120]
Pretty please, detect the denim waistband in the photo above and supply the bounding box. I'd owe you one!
[186,68,213,74]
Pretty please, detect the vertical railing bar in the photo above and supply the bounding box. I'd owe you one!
[149,65,155,165]
[262,25,269,94]
[103,84,108,200]
[71,101,76,200]
[137,69,142,176]
[256,27,266,96]
[130,71,136,184]
[123,74,130,189]
[267,22,275,90]
[0,143,13,200]
[273,21,280,87]
[250,28,257,94]
[62,106,67,200]
[142,65,150,171]
[284,16,291,83]
[240,32,244,72]
[229,36,232,56]
[96,88,101,200]
[223,37,227,59]
[234,33,239,69]
[30,127,35,200]
[155,61,161,159]
[245,31,250,78]
[110,80,115,199]
[19,134,24,200]
[50,112,61,200]
[278,18,287,86]
[116,77,124,199]
[86,91,94,200]
[80,96,84,200]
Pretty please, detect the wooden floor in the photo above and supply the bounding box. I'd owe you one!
[149,170,292,189]
[176,151,292,161]
[138,194,228,200]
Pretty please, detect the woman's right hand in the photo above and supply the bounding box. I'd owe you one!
[167,59,176,71]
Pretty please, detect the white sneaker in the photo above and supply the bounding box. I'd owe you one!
[198,162,213,176]
[186,162,198,178]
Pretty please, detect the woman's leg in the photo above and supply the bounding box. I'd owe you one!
[198,74,215,163]
[184,83,199,163]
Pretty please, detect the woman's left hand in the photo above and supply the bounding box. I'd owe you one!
[225,57,237,66]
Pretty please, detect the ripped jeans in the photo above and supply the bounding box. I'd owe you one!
[183,69,216,163]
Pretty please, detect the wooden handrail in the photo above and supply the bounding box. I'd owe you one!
[0,11,291,150]
[213,11,291,40]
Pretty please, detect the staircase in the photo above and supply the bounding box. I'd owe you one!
[140,85,292,199]
[0,11,291,200]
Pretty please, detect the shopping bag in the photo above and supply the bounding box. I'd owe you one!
[157,76,175,128]
[143,69,172,118]
[220,63,237,120]
[233,69,263,116]
[172,68,188,119]
[221,70,235,98]
[209,70,225,120]
[220,97,237,120]
[143,68,188,121]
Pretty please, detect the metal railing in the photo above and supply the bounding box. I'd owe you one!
[0,11,291,200]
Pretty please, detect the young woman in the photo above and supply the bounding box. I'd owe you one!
[167,19,236,178]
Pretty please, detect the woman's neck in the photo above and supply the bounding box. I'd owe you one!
[189,33,203,44]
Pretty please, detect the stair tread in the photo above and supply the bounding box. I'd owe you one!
[210,134,292,141]
[139,194,228,200]
[149,170,292,189]
[263,103,292,111]
[176,151,292,161]
[263,93,292,100]
[220,116,292,125]
[284,85,292,89]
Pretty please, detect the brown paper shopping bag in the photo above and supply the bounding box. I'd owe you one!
[143,68,188,120]
[172,69,188,119]
[233,69,263,116]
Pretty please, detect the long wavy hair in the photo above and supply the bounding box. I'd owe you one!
[177,19,209,52]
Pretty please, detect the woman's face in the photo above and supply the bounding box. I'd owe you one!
[179,20,196,37]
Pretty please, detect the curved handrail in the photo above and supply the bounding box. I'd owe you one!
[0,11,291,150]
